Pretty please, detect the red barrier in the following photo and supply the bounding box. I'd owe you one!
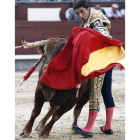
[15,20,125,55]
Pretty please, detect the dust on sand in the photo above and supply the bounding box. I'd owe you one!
[15,70,125,140]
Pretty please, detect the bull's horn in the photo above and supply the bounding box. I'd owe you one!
[21,34,47,48]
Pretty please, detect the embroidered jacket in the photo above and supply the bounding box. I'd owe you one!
[81,8,112,38]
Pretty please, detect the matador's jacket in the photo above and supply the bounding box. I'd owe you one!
[81,8,113,111]
[81,8,111,36]
[40,9,125,106]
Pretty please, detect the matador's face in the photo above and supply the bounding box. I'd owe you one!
[74,7,90,23]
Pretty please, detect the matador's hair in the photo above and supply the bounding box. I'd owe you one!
[73,0,89,10]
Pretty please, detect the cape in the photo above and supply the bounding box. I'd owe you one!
[39,27,125,90]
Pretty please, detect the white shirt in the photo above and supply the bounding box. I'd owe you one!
[120,9,125,15]
[107,9,122,18]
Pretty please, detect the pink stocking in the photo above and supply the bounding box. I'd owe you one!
[103,107,114,131]
[82,110,98,132]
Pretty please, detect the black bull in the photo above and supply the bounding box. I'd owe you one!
[19,37,90,138]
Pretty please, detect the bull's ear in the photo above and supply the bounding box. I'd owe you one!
[37,46,44,54]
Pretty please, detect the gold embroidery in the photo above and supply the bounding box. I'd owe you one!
[83,9,111,110]
[83,9,111,37]
[89,74,105,110]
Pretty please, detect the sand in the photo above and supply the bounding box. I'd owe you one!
[15,70,125,140]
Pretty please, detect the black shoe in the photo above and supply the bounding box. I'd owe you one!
[72,126,93,138]
[100,126,113,135]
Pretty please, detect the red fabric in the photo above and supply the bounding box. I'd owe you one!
[23,66,35,81]
[40,27,124,90]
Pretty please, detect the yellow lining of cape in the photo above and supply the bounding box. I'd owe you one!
[81,46,125,76]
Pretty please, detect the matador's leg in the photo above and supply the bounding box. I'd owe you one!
[100,69,114,134]
[82,74,105,132]
[73,74,105,138]
[89,74,105,111]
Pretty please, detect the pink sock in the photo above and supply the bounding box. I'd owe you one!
[103,107,114,131]
[82,110,98,132]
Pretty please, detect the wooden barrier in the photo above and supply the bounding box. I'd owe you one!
[15,20,125,55]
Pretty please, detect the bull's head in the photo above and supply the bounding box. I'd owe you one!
[43,38,67,64]
[21,35,67,72]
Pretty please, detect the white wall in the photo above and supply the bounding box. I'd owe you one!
[27,8,61,21]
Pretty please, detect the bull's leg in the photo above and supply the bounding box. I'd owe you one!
[19,83,44,138]
[72,90,89,128]
[34,105,59,131]
[38,102,76,138]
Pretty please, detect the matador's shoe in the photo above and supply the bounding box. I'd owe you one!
[100,126,113,135]
[72,126,93,138]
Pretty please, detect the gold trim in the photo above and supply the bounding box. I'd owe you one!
[89,74,105,110]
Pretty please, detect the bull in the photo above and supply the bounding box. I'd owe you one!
[19,35,90,138]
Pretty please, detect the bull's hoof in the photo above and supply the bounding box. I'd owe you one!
[39,134,49,138]
[34,125,44,131]
[19,130,31,138]
[38,131,49,138]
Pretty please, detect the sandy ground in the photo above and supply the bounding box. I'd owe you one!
[15,70,125,140]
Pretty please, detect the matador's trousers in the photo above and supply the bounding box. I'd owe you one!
[89,69,115,111]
